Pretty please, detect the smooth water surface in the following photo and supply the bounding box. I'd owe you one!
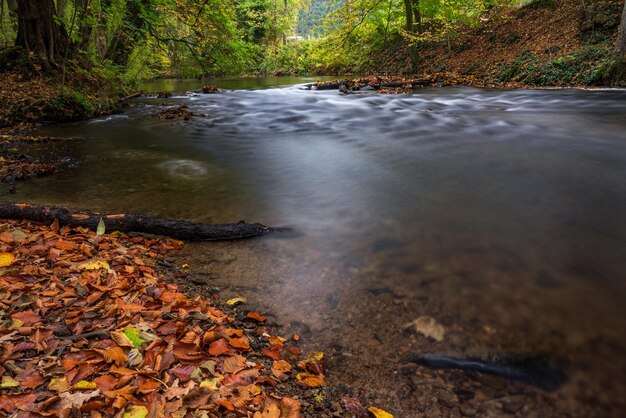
[10,79,626,416]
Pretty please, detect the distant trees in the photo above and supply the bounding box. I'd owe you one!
[615,0,626,60]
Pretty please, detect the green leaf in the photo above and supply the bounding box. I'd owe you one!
[123,327,146,348]
[96,218,105,236]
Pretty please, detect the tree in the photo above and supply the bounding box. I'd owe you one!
[615,0,626,60]
[403,0,420,32]
[14,0,70,68]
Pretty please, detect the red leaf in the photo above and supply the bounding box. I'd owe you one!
[208,339,230,356]
[170,364,196,382]
[0,393,37,412]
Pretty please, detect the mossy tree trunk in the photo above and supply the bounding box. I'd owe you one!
[15,0,70,69]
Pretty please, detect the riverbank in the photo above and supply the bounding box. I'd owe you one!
[0,217,350,417]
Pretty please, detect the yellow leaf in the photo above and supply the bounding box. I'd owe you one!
[48,377,70,393]
[368,407,394,418]
[226,297,246,306]
[0,375,19,388]
[110,331,135,348]
[0,252,15,267]
[308,352,324,361]
[9,319,23,329]
[71,380,97,390]
[78,259,110,270]
[199,378,219,390]
[123,405,148,418]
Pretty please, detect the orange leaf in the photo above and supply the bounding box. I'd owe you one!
[263,346,282,361]
[296,372,325,387]
[97,347,127,366]
[222,355,247,374]
[280,397,302,418]
[208,339,230,356]
[229,337,251,351]
[271,360,292,381]
[246,312,267,322]
[94,374,118,393]
[17,370,45,389]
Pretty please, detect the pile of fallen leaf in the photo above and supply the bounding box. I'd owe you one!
[0,218,327,417]
[157,105,200,121]
[201,86,221,94]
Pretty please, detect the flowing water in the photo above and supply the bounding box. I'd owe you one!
[8,78,626,416]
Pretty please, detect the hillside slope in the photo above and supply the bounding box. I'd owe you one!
[369,0,624,86]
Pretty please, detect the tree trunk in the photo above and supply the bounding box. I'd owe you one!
[404,0,413,32]
[57,0,66,20]
[15,0,69,67]
[412,0,422,32]
[75,0,92,49]
[615,0,626,60]
[0,202,274,241]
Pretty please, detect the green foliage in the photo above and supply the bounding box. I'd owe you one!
[495,45,612,85]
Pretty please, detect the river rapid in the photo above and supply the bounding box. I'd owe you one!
[10,78,626,416]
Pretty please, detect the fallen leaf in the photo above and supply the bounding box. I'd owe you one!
[123,405,148,418]
[199,377,219,390]
[111,331,135,348]
[72,380,98,390]
[208,338,229,356]
[123,327,146,348]
[271,360,292,380]
[246,312,267,322]
[97,346,127,366]
[48,377,71,393]
[78,259,110,270]
[96,218,106,236]
[0,376,19,388]
[280,397,301,418]
[368,406,394,418]
[223,355,247,374]
[0,252,15,267]
[406,316,445,341]
[226,297,246,306]
[296,372,325,387]
[57,390,101,410]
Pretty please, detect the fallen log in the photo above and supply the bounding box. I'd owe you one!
[313,77,433,92]
[0,202,272,241]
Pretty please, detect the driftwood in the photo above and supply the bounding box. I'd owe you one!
[0,202,272,241]
[403,353,567,390]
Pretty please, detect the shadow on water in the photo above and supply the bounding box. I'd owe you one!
[7,79,626,416]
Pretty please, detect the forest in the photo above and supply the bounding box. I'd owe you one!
[1,0,625,81]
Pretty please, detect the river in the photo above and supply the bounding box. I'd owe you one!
[10,78,626,416]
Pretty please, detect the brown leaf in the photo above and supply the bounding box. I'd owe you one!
[16,370,45,389]
[96,346,127,366]
[223,355,247,374]
[280,397,302,418]
[271,360,292,381]
[0,393,37,412]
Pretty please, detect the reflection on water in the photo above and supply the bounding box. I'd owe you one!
[8,80,626,416]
